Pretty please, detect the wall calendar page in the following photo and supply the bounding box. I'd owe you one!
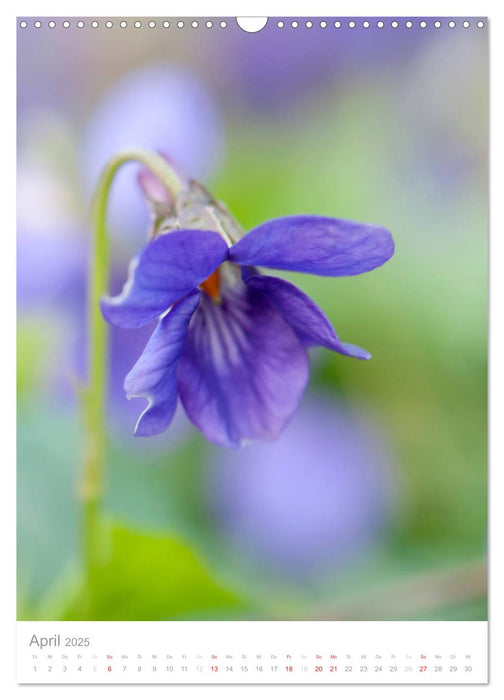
[16,13,488,686]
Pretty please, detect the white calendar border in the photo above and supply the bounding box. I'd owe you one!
[3,0,502,697]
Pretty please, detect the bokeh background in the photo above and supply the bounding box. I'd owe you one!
[17,17,487,621]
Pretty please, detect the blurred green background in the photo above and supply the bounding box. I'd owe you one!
[17,18,487,621]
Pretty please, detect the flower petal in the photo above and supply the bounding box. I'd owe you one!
[229,215,394,277]
[244,273,370,360]
[100,230,229,328]
[177,284,309,448]
[124,290,201,436]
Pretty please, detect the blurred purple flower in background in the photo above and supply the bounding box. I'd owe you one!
[17,112,86,309]
[81,65,224,239]
[207,397,397,576]
[17,225,86,309]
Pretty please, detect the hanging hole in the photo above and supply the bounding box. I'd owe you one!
[237,17,267,32]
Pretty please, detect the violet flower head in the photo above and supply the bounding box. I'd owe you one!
[101,162,394,448]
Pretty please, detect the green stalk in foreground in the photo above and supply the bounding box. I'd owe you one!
[80,149,184,617]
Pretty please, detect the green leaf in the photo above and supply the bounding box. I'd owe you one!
[63,522,245,621]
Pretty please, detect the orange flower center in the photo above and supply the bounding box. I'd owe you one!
[200,267,221,301]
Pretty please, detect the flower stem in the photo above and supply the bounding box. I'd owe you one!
[81,150,184,617]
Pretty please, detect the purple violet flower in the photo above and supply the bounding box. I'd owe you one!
[101,168,394,448]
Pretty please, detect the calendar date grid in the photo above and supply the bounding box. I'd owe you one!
[28,649,475,678]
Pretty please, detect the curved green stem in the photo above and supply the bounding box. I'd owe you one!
[80,150,184,617]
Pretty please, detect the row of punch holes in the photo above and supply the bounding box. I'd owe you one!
[19,18,486,30]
